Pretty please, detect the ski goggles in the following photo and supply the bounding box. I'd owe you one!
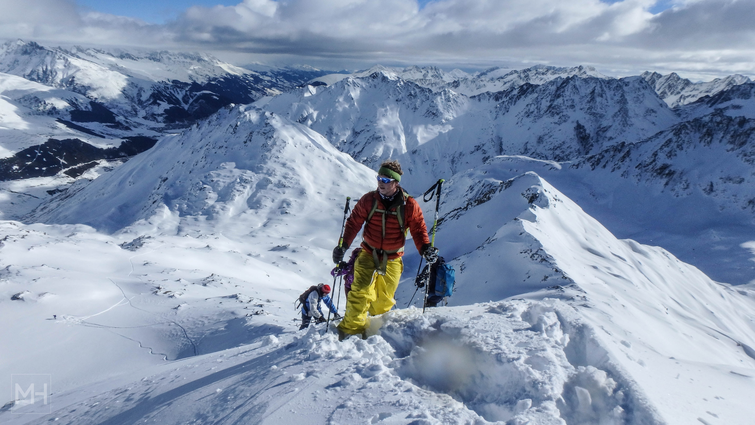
[376,176,396,184]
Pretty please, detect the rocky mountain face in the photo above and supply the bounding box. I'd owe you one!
[263,69,679,192]
[578,111,755,206]
[641,71,752,108]
[313,64,609,97]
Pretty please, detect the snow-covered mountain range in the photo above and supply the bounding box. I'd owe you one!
[0,40,330,187]
[0,40,328,127]
[3,40,755,283]
[1,40,754,424]
[255,65,755,285]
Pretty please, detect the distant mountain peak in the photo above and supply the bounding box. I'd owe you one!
[642,70,752,108]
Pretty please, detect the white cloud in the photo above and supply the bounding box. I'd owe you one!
[0,0,754,79]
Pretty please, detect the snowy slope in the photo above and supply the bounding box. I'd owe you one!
[677,83,755,121]
[449,65,609,97]
[1,49,754,424]
[1,165,753,424]
[495,105,755,286]
[259,71,472,171]
[0,40,129,100]
[0,40,337,221]
[1,103,379,410]
[0,70,161,219]
[0,39,332,147]
[0,40,269,100]
[28,105,376,235]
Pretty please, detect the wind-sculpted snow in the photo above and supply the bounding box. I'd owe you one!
[412,166,755,423]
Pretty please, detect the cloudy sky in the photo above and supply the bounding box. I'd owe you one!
[1,0,753,80]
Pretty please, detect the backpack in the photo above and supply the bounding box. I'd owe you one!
[296,285,318,309]
[416,256,456,299]
[432,257,455,298]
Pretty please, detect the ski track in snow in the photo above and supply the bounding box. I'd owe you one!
[58,251,200,360]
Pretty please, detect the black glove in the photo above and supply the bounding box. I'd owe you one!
[421,244,439,264]
[332,246,346,264]
[316,316,326,324]
[333,312,342,320]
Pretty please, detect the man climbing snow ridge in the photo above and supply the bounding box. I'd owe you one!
[332,159,438,341]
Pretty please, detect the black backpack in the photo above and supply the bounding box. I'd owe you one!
[296,285,319,309]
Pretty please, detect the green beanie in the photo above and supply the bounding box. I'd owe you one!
[378,167,401,182]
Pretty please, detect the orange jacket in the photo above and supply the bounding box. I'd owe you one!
[342,189,430,259]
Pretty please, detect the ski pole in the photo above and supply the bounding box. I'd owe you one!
[325,197,351,333]
[407,279,421,307]
[407,255,430,307]
[422,179,444,313]
[407,255,425,308]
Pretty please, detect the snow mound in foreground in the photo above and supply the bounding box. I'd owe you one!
[3,301,660,425]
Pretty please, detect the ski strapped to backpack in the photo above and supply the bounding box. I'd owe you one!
[414,256,456,306]
[404,178,448,311]
[364,189,411,275]
[423,179,444,312]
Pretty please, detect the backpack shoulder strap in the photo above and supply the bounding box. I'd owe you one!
[366,192,380,223]
[397,190,411,234]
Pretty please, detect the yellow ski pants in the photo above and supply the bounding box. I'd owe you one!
[337,249,404,336]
